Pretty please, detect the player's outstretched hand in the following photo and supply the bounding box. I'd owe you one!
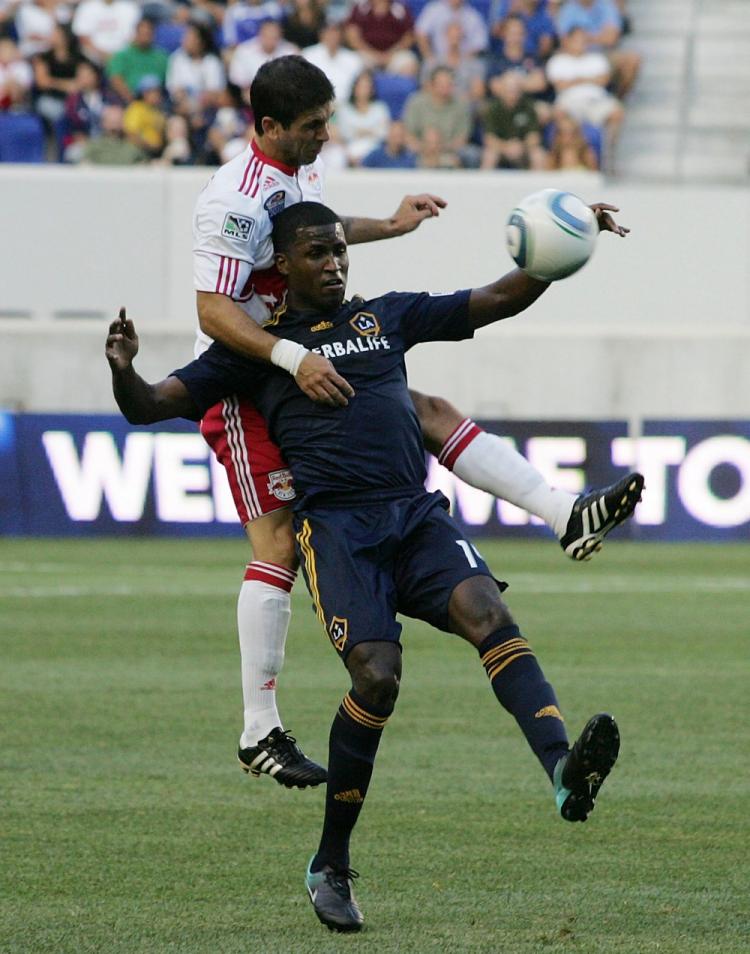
[105,307,139,370]
[389,193,447,236]
[295,351,355,407]
[590,203,630,237]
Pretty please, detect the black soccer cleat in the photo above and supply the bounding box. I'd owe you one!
[238,727,327,789]
[305,858,364,933]
[560,472,645,561]
[553,713,620,822]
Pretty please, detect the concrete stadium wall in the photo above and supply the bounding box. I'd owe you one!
[1,166,748,418]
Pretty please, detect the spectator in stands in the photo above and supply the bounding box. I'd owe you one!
[479,68,546,169]
[154,111,192,163]
[32,23,81,127]
[0,35,33,109]
[421,21,486,106]
[106,18,168,103]
[72,0,140,65]
[229,18,297,91]
[79,101,146,161]
[546,109,598,169]
[403,65,474,167]
[61,57,110,158]
[415,0,488,62]
[336,68,390,165]
[15,0,70,59]
[344,0,416,74]
[556,0,640,97]
[489,0,557,59]
[361,118,417,167]
[166,21,225,114]
[486,14,552,122]
[203,97,251,163]
[222,0,284,50]
[122,73,165,155]
[546,26,623,154]
[283,0,326,50]
[302,19,364,104]
[1,0,22,42]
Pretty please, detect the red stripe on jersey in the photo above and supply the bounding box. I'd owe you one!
[244,561,297,592]
[245,160,263,197]
[249,161,264,197]
[438,418,483,471]
[216,256,226,293]
[238,155,256,194]
[229,258,239,297]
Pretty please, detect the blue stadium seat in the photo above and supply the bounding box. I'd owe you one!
[0,113,46,163]
[373,72,419,120]
[155,21,186,53]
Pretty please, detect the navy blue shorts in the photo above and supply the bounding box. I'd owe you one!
[294,491,494,658]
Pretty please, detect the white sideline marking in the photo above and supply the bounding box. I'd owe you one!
[1,576,748,599]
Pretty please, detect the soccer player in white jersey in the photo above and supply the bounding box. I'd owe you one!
[191,55,642,788]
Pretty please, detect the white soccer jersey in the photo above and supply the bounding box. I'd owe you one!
[192,138,325,356]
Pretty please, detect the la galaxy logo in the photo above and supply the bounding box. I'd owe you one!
[222,213,253,242]
[349,312,380,337]
[267,468,295,501]
[329,617,348,652]
[263,189,286,219]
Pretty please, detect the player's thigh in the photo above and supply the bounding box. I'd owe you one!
[447,575,514,648]
[294,508,401,661]
[394,500,501,636]
[200,394,297,532]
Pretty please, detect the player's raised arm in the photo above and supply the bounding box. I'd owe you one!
[340,193,447,243]
[106,308,200,424]
[197,292,354,407]
[469,201,629,329]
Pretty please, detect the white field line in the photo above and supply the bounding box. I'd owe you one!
[1,576,748,599]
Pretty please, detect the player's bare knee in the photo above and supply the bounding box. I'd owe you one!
[411,391,463,450]
[448,576,514,646]
[245,508,299,570]
[347,643,401,710]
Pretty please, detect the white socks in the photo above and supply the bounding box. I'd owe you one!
[442,420,576,538]
[238,561,297,750]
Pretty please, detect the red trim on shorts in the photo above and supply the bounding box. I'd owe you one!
[438,418,483,471]
[244,561,297,592]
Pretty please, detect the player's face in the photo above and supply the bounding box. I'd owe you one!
[280,223,349,312]
[277,104,333,167]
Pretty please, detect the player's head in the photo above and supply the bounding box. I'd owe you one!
[272,202,348,312]
[251,56,335,167]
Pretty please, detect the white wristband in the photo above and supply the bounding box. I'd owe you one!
[270,339,310,376]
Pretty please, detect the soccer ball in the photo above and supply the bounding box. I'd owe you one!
[506,189,598,281]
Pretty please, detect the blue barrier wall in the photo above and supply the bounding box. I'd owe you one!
[2,413,749,541]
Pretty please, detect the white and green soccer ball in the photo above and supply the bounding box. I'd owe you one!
[506,189,598,281]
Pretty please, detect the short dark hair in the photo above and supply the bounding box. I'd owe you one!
[250,56,335,135]
[272,202,342,254]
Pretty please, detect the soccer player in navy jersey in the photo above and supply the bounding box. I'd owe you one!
[107,202,640,933]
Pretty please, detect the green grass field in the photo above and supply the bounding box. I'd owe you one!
[1,538,749,954]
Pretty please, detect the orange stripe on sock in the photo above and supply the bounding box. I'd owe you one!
[487,650,536,682]
[341,694,389,730]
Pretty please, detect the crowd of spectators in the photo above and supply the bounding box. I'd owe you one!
[0,0,640,170]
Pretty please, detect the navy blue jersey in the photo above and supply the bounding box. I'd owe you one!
[173,289,473,506]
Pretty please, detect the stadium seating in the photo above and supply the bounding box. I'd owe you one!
[0,113,46,163]
[154,21,187,54]
[374,72,419,120]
